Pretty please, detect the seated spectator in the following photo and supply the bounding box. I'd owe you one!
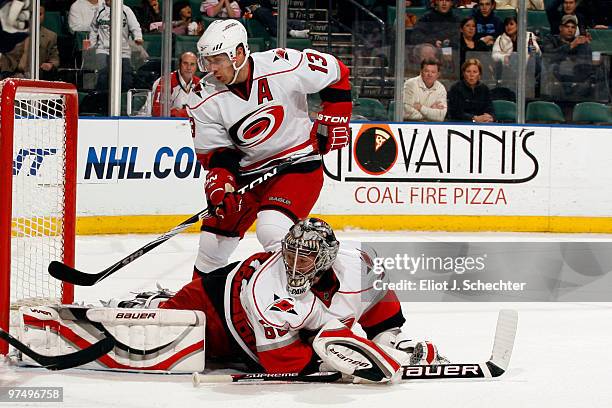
[459,16,491,70]
[151,52,201,117]
[137,0,162,33]
[542,14,594,98]
[201,0,241,19]
[237,0,309,38]
[492,16,541,65]
[546,0,587,35]
[0,43,21,79]
[472,0,503,47]
[403,58,448,121]
[447,58,495,122]
[68,0,102,33]
[8,5,60,80]
[172,1,203,36]
[411,0,461,48]
[88,0,143,90]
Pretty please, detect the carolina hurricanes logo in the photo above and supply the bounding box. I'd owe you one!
[228,103,284,148]
[267,294,297,315]
[273,48,289,62]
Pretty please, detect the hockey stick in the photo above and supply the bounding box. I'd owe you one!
[192,310,518,385]
[48,153,315,286]
[0,328,115,371]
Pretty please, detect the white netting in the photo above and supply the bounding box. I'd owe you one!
[10,92,67,308]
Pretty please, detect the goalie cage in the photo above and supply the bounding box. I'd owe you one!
[0,79,78,355]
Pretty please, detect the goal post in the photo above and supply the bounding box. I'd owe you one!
[0,79,78,355]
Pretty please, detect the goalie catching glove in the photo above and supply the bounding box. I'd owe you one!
[311,101,351,154]
[313,319,406,383]
[204,167,243,219]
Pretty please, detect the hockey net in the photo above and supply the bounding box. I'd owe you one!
[0,79,77,354]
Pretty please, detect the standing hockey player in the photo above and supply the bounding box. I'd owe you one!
[186,20,352,276]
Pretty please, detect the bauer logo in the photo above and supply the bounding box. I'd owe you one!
[84,146,203,180]
[115,312,156,319]
[323,124,541,184]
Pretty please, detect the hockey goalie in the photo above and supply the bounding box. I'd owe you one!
[15,218,448,383]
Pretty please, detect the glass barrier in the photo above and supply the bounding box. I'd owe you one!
[2,0,610,122]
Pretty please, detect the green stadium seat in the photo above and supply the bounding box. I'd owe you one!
[572,102,612,124]
[527,10,548,32]
[590,29,612,53]
[388,7,428,26]
[123,0,141,9]
[353,97,387,120]
[526,101,565,123]
[495,9,516,21]
[174,35,199,58]
[43,11,66,35]
[493,99,516,122]
[190,0,202,20]
[143,33,163,59]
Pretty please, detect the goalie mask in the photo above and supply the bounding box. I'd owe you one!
[281,218,339,297]
[196,19,250,85]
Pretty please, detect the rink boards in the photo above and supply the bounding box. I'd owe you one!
[21,117,611,233]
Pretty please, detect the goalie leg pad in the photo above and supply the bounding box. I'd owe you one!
[18,306,206,373]
[313,319,403,383]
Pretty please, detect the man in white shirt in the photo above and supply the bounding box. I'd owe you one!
[403,58,447,121]
[68,0,102,33]
[88,0,143,90]
[151,52,201,117]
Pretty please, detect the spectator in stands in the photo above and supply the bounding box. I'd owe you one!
[137,0,162,33]
[172,1,203,36]
[7,5,60,80]
[411,0,461,48]
[403,58,448,121]
[68,0,102,33]
[237,0,309,38]
[542,14,594,98]
[492,16,541,65]
[447,58,495,122]
[472,0,503,46]
[546,0,587,35]
[459,16,491,71]
[201,0,241,19]
[151,52,201,117]
[88,0,143,90]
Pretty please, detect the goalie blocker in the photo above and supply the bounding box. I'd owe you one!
[17,305,205,373]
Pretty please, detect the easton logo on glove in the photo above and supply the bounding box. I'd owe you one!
[311,101,351,154]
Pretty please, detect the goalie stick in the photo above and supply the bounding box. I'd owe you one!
[48,153,315,286]
[192,310,518,385]
[0,328,115,370]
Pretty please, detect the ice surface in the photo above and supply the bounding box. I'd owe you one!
[2,231,611,408]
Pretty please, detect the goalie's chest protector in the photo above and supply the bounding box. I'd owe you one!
[188,48,340,172]
[243,248,384,332]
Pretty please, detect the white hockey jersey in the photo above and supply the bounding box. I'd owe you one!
[186,47,343,173]
[223,242,402,373]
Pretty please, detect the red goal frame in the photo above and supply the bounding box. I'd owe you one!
[0,79,77,355]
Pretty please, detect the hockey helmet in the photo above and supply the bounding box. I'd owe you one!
[196,19,250,81]
[281,218,339,297]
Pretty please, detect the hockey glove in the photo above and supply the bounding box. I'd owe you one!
[311,101,351,154]
[313,319,404,384]
[204,168,242,218]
